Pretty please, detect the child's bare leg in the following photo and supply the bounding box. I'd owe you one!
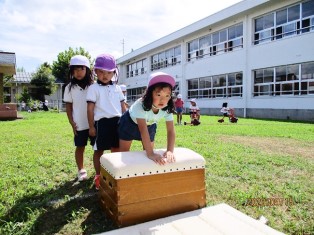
[119,139,132,151]
[75,146,85,170]
[93,150,104,175]
[111,147,120,153]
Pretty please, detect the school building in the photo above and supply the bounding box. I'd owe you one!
[116,0,314,121]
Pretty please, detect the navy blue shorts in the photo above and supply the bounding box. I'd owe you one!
[74,129,95,147]
[94,117,120,150]
[118,110,157,142]
[176,107,183,113]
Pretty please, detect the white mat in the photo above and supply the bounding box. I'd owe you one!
[96,203,284,235]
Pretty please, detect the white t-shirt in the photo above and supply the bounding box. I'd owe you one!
[63,84,89,131]
[129,98,173,125]
[86,83,125,121]
[189,104,200,113]
[220,107,230,113]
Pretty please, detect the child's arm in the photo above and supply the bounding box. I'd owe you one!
[65,102,77,135]
[120,100,127,113]
[87,102,96,137]
[137,118,166,165]
[163,120,175,162]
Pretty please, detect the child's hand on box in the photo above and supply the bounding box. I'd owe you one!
[163,151,175,163]
[148,153,166,165]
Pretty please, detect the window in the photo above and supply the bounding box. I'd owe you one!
[187,72,243,99]
[174,46,181,65]
[187,39,199,61]
[254,13,274,44]
[151,46,181,71]
[199,77,211,98]
[187,23,243,61]
[302,0,314,32]
[127,86,146,102]
[212,29,228,55]
[187,79,199,98]
[253,61,314,96]
[253,68,274,96]
[199,35,211,58]
[254,0,314,44]
[126,59,147,78]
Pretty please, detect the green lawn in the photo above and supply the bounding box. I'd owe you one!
[0,111,313,235]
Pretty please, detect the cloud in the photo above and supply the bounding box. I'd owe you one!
[0,0,242,71]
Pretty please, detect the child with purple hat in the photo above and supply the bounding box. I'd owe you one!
[118,72,176,165]
[86,53,127,190]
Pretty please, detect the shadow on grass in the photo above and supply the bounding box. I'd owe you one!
[0,179,118,235]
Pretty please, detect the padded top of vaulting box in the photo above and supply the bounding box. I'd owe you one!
[100,147,206,179]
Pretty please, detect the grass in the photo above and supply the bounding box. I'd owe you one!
[0,111,313,235]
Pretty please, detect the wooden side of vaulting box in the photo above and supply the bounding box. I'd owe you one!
[99,185,206,227]
[99,148,207,227]
[100,167,205,205]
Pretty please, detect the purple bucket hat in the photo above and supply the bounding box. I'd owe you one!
[94,53,117,71]
[148,72,175,88]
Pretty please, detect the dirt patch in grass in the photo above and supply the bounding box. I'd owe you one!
[220,136,314,159]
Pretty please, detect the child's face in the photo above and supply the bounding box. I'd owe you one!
[95,69,114,84]
[73,66,86,80]
[152,87,172,109]
[190,101,196,106]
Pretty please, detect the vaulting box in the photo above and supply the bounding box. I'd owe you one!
[99,147,206,227]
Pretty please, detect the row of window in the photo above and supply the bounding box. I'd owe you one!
[187,72,243,99]
[151,46,181,71]
[126,59,147,78]
[125,86,146,102]
[188,23,243,61]
[253,61,314,96]
[254,0,314,44]
[125,61,314,101]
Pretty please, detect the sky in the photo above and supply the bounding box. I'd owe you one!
[0,0,243,72]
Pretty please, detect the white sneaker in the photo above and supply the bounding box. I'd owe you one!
[77,169,87,181]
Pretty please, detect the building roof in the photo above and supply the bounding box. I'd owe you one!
[13,72,34,83]
[11,72,64,84]
[0,51,16,74]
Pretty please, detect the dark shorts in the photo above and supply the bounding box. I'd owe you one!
[223,112,229,117]
[74,129,95,147]
[176,107,183,113]
[94,117,120,150]
[118,110,157,142]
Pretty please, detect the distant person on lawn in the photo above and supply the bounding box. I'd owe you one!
[184,99,201,126]
[174,94,184,125]
[63,55,94,182]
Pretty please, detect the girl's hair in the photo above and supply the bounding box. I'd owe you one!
[142,82,175,113]
[67,65,93,91]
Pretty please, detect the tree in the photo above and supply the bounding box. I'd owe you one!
[17,86,31,104]
[52,47,93,84]
[30,62,56,101]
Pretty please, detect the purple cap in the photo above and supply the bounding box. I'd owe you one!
[148,72,175,88]
[94,53,116,71]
